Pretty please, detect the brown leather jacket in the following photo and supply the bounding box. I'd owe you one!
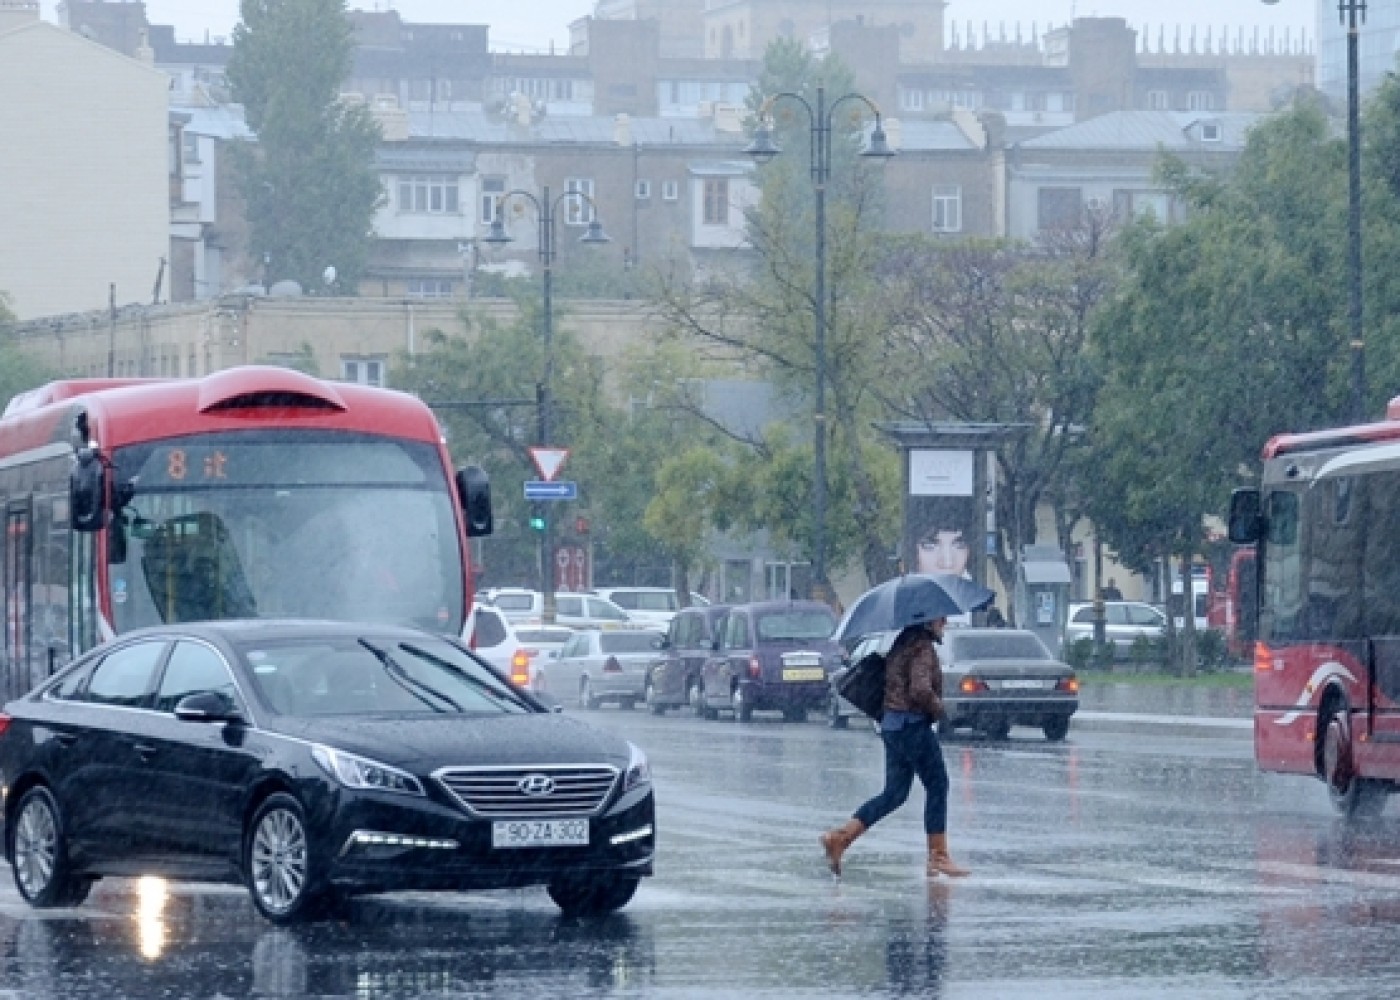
[883,629,943,717]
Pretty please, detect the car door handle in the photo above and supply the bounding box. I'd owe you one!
[132,743,160,760]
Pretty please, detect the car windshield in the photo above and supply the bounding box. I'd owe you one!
[756,610,836,641]
[951,634,1051,660]
[107,432,464,635]
[240,637,533,716]
[600,632,662,654]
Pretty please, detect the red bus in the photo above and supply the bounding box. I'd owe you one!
[1223,548,1257,661]
[1228,396,1400,818]
[0,366,492,700]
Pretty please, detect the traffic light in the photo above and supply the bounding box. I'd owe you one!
[528,504,546,532]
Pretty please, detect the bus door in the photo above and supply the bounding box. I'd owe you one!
[4,500,33,698]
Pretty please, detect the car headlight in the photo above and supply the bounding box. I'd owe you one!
[311,745,425,796]
[623,742,651,793]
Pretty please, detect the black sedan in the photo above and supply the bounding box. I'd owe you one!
[0,620,654,924]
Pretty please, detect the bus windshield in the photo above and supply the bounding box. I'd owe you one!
[107,431,464,635]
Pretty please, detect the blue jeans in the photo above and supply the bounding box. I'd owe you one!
[853,722,949,835]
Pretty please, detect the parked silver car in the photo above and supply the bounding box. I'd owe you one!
[546,628,667,710]
[1064,600,1167,655]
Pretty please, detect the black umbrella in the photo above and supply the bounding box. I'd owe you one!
[838,574,995,642]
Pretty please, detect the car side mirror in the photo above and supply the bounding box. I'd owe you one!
[174,691,244,723]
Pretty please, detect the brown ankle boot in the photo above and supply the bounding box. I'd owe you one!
[819,818,866,876]
[926,833,970,878]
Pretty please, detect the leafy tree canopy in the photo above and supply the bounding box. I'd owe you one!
[228,0,382,293]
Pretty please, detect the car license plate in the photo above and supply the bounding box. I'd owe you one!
[782,667,825,682]
[492,819,589,848]
[1000,679,1049,690]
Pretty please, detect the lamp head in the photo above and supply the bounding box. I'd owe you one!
[744,122,781,163]
[481,217,512,245]
[580,219,611,244]
[862,123,895,160]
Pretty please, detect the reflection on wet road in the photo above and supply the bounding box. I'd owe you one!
[6,711,1400,997]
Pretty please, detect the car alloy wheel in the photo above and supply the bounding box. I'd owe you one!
[10,786,88,908]
[247,793,318,924]
[646,679,666,715]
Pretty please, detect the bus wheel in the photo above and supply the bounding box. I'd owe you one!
[1323,708,1388,819]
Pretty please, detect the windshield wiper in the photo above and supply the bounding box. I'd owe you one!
[399,642,526,711]
[358,640,462,712]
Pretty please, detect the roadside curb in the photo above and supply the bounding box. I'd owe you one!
[1072,710,1251,739]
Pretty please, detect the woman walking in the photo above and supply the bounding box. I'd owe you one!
[820,616,969,879]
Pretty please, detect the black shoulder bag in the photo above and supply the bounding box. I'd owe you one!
[836,651,887,720]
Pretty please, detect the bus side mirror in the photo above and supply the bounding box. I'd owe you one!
[70,449,107,532]
[456,464,494,538]
[1227,489,1262,544]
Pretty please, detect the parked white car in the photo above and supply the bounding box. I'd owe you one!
[544,628,667,709]
[512,624,576,693]
[488,588,634,630]
[590,587,687,629]
[463,603,528,681]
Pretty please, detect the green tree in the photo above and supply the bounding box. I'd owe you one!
[654,41,901,598]
[0,293,57,412]
[1082,99,1352,672]
[228,0,382,293]
[875,226,1112,601]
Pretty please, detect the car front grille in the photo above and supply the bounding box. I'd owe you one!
[434,765,620,818]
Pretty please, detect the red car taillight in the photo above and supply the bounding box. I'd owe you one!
[959,676,989,694]
[748,655,761,680]
[0,713,10,737]
[1056,676,1080,694]
[510,649,530,686]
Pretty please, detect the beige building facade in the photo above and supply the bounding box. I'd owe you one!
[4,294,657,391]
[0,8,169,321]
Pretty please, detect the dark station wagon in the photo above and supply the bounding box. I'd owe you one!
[644,604,732,715]
[696,601,842,722]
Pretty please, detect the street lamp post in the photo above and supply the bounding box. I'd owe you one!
[745,85,893,601]
[1265,0,1366,420]
[482,185,609,624]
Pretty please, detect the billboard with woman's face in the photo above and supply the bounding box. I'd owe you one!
[906,449,981,584]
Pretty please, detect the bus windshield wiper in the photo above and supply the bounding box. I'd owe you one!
[359,640,462,712]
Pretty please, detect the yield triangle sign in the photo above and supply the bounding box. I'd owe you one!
[529,446,570,482]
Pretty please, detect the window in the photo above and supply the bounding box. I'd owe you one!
[397,175,461,215]
[406,278,453,299]
[86,641,166,707]
[155,641,239,713]
[901,89,924,112]
[473,608,506,648]
[702,178,730,226]
[1263,490,1303,641]
[1037,187,1083,231]
[662,180,679,202]
[1200,122,1223,142]
[635,179,651,200]
[931,185,962,233]
[564,178,595,226]
[341,358,384,386]
[1188,91,1214,112]
[480,176,505,224]
[1147,90,1170,111]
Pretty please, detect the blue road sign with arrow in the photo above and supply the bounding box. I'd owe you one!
[524,480,578,501]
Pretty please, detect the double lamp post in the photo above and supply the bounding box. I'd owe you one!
[483,186,609,624]
[745,85,893,600]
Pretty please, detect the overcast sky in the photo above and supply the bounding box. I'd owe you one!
[40,1,1316,52]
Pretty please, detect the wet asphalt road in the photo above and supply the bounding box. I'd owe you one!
[5,692,1400,998]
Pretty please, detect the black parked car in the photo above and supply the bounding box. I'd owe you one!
[644,604,731,715]
[697,601,842,722]
[0,620,654,924]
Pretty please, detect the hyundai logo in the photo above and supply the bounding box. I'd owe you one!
[518,773,556,797]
